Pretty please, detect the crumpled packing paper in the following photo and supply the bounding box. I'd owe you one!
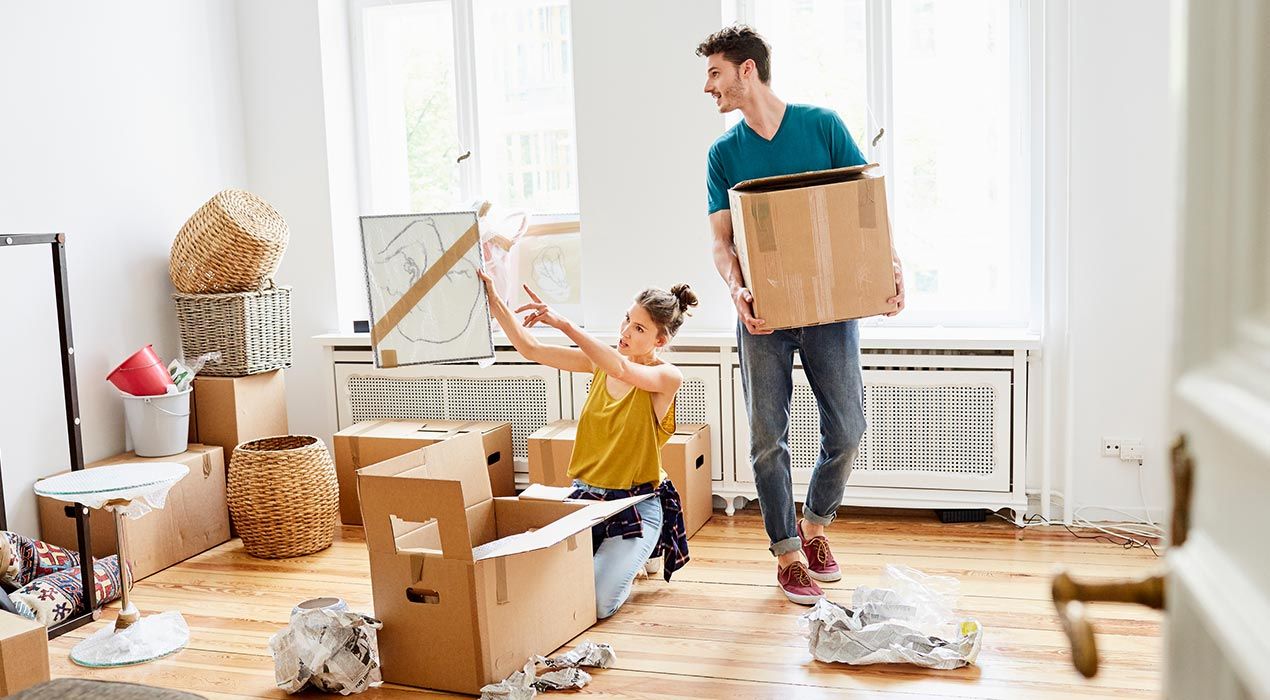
[479,641,616,699]
[269,606,384,695]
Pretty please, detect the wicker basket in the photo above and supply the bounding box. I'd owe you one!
[170,189,290,293]
[228,435,338,559]
[173,285,292,376]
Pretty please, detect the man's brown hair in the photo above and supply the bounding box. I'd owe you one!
[695,25,771,85]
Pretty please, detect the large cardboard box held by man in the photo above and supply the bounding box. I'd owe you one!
[528,420,714,537]
[728,163,897,330]
[358,431,646,695]
[334,420,515,525]
[0,612,49,695]
[37,445,229,581]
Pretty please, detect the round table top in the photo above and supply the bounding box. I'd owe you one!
[35,462,189,506]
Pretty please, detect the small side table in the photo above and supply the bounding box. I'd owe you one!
[34,462,190,667]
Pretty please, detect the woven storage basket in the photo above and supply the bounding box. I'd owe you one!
[229,435,338,559]
[170,189,290,293]
[172,284,292,376]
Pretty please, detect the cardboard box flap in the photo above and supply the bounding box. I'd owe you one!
[732,163,878,193]
[339,418,494,442]
[673,423,708,436]
[518,484,576,501]
[470,494,652,561]
[357,432,493,562]
[358,431,493,507]
[531,420,576,441]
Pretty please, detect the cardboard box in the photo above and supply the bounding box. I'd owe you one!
[0,612,49,695]
[38,445,230,580]
[190,369,289,455]
[662,424,713,537]
[526,420,576,488]
[528,420,714,537]
[728,164,897,330]
[334,420,515,525]
[358,431,646,695]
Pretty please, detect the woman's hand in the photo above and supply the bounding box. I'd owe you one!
[515,286,568,330]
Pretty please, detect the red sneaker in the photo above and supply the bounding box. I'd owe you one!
[777,561,824,605]
[798,520,842,582]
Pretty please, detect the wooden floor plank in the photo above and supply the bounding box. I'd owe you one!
[48,507,1163,698]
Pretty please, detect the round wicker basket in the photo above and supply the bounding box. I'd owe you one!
[228,435,338,559]
[170,189,289,293]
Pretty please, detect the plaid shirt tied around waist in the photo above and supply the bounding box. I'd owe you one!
[567,479,690,582]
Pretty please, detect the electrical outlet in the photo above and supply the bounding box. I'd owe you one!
[1101,437,1122,457]
[1120,440,1144,461]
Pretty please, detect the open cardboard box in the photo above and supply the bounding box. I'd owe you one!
[728,163,897,330]
[335,419,515,525]
[358,431,647,695]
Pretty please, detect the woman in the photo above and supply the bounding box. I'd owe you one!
[479,271,698,619]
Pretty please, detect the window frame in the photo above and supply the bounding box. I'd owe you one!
[733,0,1043,329]
[348,0,581,220]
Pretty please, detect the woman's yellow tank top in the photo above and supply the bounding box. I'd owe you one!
[566,367,675,489]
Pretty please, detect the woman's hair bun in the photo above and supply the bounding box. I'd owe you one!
[670,284,699,313]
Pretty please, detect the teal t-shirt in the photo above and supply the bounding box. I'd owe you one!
[706,103,867,214]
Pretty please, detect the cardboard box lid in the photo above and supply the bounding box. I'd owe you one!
[358,433,649,564]
[732,163,878,193]
[0,611,44,639]
[337,419,504,442]
[529,420,576,442]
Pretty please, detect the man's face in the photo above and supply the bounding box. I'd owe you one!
[703,53,746,113]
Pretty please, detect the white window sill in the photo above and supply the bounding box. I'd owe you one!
[316,325,1041,351]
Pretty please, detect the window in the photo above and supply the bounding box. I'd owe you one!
[731,0,1038,327]
[352,0,580,217]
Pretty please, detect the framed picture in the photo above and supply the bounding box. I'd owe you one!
[359,212,494,368]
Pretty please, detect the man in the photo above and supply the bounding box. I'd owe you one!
[697,25,905,604]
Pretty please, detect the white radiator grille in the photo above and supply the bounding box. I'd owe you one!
[347,374,550,462]
[580,376,709,424]
[773,370,1009,489]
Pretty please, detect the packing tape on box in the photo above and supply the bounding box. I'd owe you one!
[201,451,212,478]
[808,188,835,321]
[371,223,480,345]
[858,177,877,229]
[495,558,509,604]
[750,198,778,253]
[534,423,574,485]
[345,420,391,468]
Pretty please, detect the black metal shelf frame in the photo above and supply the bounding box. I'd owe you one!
[1,233,97,638]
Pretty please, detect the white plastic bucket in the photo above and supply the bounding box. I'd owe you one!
[121,388,191,457]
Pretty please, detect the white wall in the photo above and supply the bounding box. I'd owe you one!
[234,0,360,453]
[571,0,733,331]
[1061,0,1176,520]
[0,1,246,535]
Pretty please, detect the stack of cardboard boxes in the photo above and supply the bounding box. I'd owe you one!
[37,369,289,580]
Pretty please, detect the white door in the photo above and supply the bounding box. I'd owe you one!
[1165,0,1270,696]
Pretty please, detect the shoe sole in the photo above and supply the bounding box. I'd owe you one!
[781,588,825,605]
[807,568,842,583]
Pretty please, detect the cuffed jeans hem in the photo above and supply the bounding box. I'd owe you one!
[801,506,837,527]
[770,536,803,557]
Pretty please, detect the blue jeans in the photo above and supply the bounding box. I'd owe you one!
[737,319,866,557]
[572,480,664,619]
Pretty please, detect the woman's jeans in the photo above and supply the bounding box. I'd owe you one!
[737,319,867,557]
[572,481,664,619]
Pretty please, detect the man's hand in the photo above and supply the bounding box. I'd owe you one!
[884,256,906,316]
[733,286,772,335]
